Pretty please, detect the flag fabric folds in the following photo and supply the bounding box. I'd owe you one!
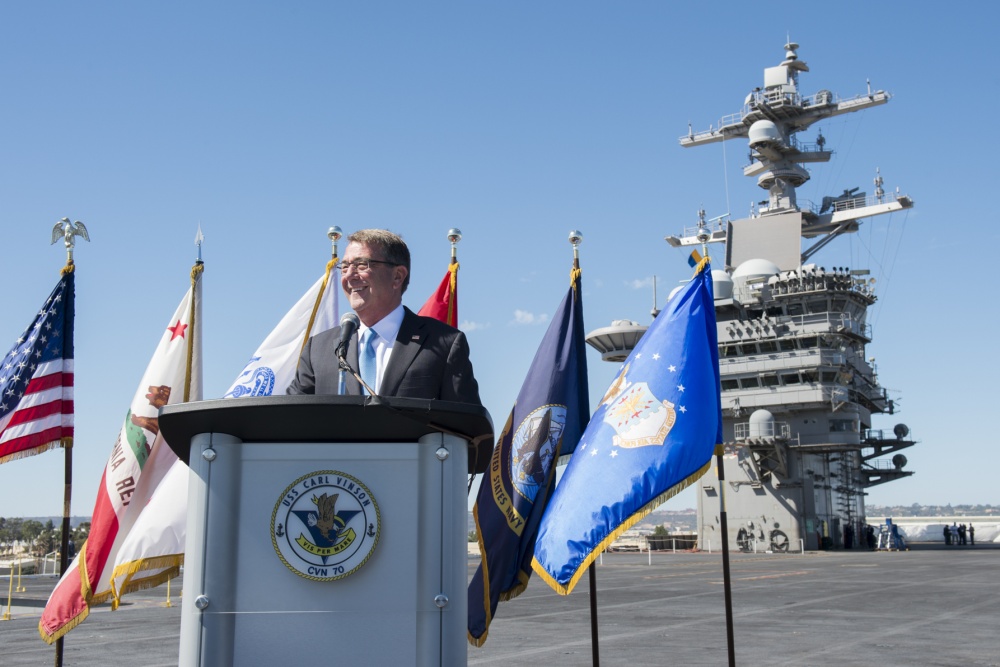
[0,271,74,464]
[39,264,203,643]
[468,266,590,646]
[418,262,458,327]
[532,259,722,595]
[107,259,340,606]
[224,259,340,398]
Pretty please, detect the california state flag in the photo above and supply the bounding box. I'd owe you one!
[39,263,203,643]
[102,259,340,607]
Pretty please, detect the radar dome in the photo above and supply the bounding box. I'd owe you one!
[748,409,775,438]
[748,120,782,148]
[712,270,733,300]
[733,259,780,281]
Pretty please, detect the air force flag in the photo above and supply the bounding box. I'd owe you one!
[532,260,722,595]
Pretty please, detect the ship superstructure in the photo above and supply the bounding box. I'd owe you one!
[589,42,916,551]
[681,42,915,551]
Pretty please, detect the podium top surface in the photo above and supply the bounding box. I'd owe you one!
[159,395,494,474]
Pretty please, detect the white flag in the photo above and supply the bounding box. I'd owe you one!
[108,262,339,604]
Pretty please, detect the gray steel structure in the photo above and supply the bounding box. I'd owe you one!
[679,42,915,552]
[589,42,916,552]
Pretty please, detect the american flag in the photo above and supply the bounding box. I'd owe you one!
[0,271,74,464]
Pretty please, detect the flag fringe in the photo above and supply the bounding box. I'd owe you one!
[498,570,530,602]
[110,554,184,608]
[531,458,712,596]
[0,439,63,465]
[468,499,493,647]
[38,604,89,645]
[692,256,711,276]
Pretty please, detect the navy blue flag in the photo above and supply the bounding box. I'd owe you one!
[468,266,590,646]
[532,259,722,594]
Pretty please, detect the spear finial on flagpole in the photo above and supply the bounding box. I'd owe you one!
[195,223,205,264]
[447,228,462,265]
[568,230,583,269]
[50,217,89,271]
[328,226,343,260]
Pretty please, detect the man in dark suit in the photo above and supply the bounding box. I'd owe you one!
[288,229,481,404]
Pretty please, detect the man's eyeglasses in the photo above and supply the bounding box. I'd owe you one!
[339,258,396,274]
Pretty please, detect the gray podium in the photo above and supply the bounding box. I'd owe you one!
[159,395,493,667]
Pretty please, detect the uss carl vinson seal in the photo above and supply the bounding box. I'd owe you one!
[271,470,381,581]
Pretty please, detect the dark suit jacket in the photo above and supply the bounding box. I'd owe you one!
[288,307,481,404]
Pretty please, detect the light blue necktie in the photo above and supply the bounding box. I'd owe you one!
[359,328,378,395]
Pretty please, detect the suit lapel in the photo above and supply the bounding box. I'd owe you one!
[344,333,363,395]
[380,308,424,396]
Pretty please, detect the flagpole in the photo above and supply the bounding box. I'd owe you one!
[716,448,737,667]
[699,228,736,667]
[51,217,88,667]
[569,230,601,667]
[447,229,461,329]
[448,228,461,267]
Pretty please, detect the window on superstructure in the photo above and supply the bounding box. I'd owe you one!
[778,339,797,351]
[780,373,801,385]
[740,377,760,388]
[721,345,739,357]
[829,419,856,433]
[758,341,777,353]
[721,379,739,391]
[739,343,758,355]
[760,375,779,387]
[787,303,804,316]
[821,371,838,383]
[800,336,818,348]
[807,300,827,314]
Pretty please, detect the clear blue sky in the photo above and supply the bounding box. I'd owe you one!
[1,2,995,518]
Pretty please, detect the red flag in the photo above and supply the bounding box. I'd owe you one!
[417,262,458,327]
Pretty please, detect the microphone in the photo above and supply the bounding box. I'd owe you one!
[336,312,360,361]
[334,312,377,398]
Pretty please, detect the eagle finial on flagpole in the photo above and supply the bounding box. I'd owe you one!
[50,217,90,268]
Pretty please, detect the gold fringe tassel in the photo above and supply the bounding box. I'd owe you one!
[447,261,459,326]
[531,458,712,596]
[301,258,338,357]
[110,554,184,608]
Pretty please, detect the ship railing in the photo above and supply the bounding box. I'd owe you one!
[734,421,790,440]
[680,89,889,144]
[862,458,900,471]
[863,429,907,444]
[800,190,911,216]
[720,348,847,369]
[779,312,871,340]
[672,218,729,242]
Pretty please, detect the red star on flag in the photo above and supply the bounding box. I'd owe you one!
[167,320,188,340]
